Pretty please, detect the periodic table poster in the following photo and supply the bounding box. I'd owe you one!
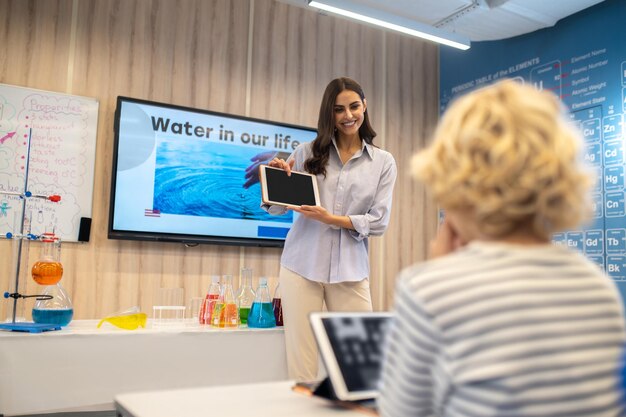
[440,0,626,301]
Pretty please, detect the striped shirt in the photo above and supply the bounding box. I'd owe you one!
[378,241,626,417]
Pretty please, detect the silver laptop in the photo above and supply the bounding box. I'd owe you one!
[309,311,393,401]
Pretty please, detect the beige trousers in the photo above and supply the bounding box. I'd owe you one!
[279,266,372,382]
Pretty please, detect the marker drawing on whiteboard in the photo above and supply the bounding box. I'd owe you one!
[0,131,16,144]
[0,201,10,217]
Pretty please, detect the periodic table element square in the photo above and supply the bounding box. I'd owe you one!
[606,229,626,255]
[552,232,566,247]
[566,231,584,252]
[603,141,624,166]
[582,118,601,143]
[585,143,602,167]
[592,193,604,218]
[588,255,605,271]
[604,165,625,191]
[605,191,626,217]
[602,114,623,141]
[584,230,604,255]
[606,255,626,280]
[591,166,603,193]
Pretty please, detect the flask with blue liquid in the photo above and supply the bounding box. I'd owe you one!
[247,277,276,328]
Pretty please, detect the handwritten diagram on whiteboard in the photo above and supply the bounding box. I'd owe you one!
[0,83,98,242]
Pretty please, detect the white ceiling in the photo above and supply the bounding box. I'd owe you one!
[278,0,606,42]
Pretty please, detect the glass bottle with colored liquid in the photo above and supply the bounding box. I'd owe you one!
[237,267,255,326]
[248,277,276,328]
[211,274,239,328]
[31,233,73,326]
[199,275,220,325]
[272,282,283,327]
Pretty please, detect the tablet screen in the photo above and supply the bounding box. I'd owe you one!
[263,166,318,206]
[310,312,392,401]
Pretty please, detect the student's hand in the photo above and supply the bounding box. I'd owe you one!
[243,151,277,189]
[269,157,294,176]
[429,217,463,259]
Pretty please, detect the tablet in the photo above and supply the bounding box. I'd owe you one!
[259,165,320,207]
[310,311,393,401]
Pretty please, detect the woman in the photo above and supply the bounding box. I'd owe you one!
[378,80,626,416]
[266,77,397,381]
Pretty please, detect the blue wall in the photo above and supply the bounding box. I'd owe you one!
[440,0,626,300]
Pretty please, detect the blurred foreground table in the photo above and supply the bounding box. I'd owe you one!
[0,320,286,416]
[116,380,370,417]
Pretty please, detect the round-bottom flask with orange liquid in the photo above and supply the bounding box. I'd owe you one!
[31,233,63,285]
[31,261,63,285]
[31,233,73,326]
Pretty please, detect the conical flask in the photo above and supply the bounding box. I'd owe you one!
[211,274,239,328]
[237,267,255,326]
[199,275,221,325]
[248,277,276,328]
[32,283,73,326]
[272,282,283,327]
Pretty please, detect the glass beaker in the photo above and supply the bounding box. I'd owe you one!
[211,274,239,328]
[32,283,73,326]
[272,282,283,327]
[237,267,255,326]
[248,277,276,328]
[153,288,185,328]
[31,233,63,285]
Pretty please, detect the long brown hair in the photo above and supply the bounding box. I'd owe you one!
[304,77,377,176]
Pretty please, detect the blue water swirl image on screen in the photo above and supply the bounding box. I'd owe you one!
[153,139,292,223]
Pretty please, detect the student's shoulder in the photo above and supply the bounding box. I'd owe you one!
[397,247,480,290]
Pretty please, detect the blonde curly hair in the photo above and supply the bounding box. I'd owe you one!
[413,79,592,239]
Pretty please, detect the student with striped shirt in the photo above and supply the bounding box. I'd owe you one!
[378,80,626,417]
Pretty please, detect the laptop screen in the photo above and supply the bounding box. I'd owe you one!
[310,312,393,401]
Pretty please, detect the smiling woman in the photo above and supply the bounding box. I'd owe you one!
[262,77,398,381]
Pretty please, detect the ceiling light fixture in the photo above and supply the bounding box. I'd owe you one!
[308,0,471,50]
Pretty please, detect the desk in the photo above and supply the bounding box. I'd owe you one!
[0,320,286,416]
[115,381,369,417]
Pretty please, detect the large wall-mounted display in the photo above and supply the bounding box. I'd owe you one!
[440,0,626,298]
[109,97,317,247]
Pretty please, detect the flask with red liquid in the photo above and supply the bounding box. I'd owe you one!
[199,275,220,325]
[272,282,283,326]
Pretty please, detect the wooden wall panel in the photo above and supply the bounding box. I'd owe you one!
[0,0,439,321]
[0,0,75,320]
[382,35,440,308]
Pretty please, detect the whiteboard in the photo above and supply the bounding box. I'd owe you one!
[0,83,99,242]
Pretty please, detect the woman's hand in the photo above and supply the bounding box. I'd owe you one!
[288,205,333,224]
[429,217,464,259]
[268,157,295,176]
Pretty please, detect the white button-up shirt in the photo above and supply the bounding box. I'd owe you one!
[267,138,397,283]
